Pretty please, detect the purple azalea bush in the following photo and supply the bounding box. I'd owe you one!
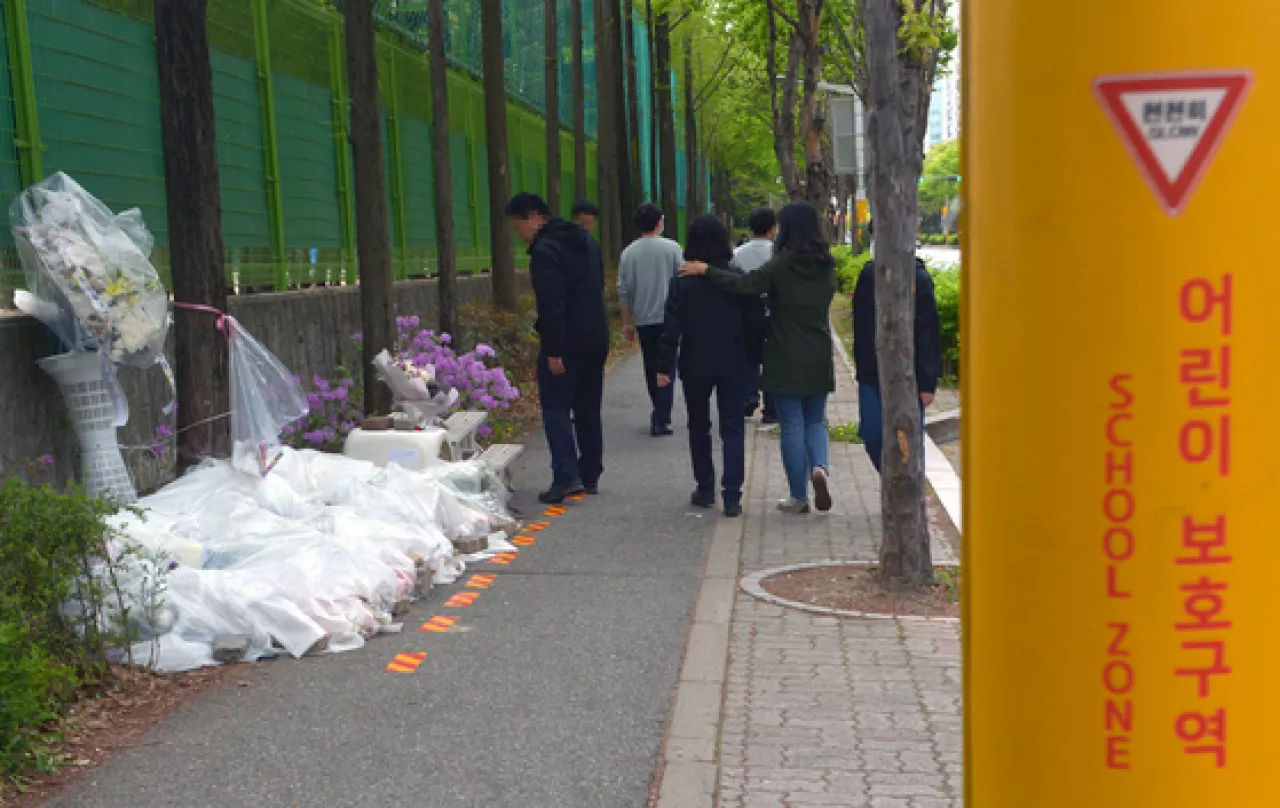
[283,375,364,452]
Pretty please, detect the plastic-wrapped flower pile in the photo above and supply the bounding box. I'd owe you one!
[394,316,520,430]
[10,172,168,367]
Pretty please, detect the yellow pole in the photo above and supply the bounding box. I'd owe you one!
[964,2,1277,805]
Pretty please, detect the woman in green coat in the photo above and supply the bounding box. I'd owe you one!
[680,202,836,514]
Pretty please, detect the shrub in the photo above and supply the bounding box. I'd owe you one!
[946,234,959,246]
[0,479,124,776]
[926,262,961,375]
[832,246,873,293]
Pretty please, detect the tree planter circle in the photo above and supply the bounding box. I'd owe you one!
[740,561,960,624]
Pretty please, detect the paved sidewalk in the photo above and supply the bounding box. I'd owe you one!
[657,349,964,808]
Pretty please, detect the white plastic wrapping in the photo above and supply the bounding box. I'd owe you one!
[226,317,309,475]
[10,172,168,367]
[107,448,518,671]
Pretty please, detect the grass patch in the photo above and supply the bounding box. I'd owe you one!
[827,422,863,443]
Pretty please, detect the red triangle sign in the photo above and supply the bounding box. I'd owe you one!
[1094,71,1252,215]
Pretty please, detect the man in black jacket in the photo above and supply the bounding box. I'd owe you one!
[506,192,611,503]
[850,257,942,473]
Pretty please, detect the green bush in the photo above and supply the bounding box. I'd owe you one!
[832,246,873,293]
[946,234,959,246]
[927,263,961,375]
[0,478,123,777]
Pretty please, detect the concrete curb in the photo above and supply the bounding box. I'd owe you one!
[651,426,753,808]
[739,561,961,625]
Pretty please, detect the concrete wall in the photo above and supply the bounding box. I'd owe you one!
[0,274,528,488]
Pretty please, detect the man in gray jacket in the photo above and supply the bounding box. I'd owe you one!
[619,203,684,436]
[732,207,778,424]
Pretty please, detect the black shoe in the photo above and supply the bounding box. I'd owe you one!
[691,489,716,509]
[745,400,759,418]
[651,424,674,437]
[583,482,599,495]
[539,479,585,504]
[724,502,743,518]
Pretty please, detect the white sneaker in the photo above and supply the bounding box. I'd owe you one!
[776,497,811,515]
[812,467,832,512]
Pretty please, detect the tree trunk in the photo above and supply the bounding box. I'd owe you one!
[863,0,931,586]
[798,0,829,215]
[545,0,562,214]
[154,0,229,467]
[571,0,587,201]
[594,0,623,268]
[683,32,697,226]
[608,0,635,243]
[481,0,519,312]
[774,29,803,199]
[428,0,458,337]
[655,13,678,231]
[344,0,394,417]
[647,0,659,198]
[624,0,643,205]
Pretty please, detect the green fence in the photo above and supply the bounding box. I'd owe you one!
[0,0,606,299]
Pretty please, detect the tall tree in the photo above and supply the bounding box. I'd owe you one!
[654,12,678,227]
[545,0,562,214]
[594,0,623,266]
[571,0,587,201]
[624,0,644,205]
[481,0,519,311]
[154,0,229,467]
[607,0,636,243]
[646,0,659,197]
[862,0,951,586]
[344,0,394,416]
[768,0,827,210]
[683,31,697,225]
[427,0,458,337]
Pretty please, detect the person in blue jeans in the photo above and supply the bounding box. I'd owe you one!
[657,215,767,517]
[680,203,837,514]
[850,256,942,472]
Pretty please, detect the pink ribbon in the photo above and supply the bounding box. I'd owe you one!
[173,302,231,336]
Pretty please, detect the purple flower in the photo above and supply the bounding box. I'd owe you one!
[155,424,174,439]
[328,387,349,401]
[303,429,325,446]
[307,392,323,411]
[441,333,452,345]
[475,343,496,359]
[151,441,165,457]
[480,395,496,409]
[340,378,354,389]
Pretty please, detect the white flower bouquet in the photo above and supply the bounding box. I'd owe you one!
[11,172,169,368]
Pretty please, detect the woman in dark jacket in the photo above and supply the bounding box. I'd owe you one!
[657,215,767,517]
[680,202,836,514]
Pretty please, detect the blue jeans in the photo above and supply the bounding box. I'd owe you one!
[772,393,831,501]
[857,383,926,474]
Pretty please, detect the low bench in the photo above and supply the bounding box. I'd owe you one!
[475,443,524,489]
[441,410,487,461]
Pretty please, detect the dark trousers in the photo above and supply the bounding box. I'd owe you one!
[637,324,675,428]
[538,345,608,485]
[857,383,926,474]
[682,374,751,505]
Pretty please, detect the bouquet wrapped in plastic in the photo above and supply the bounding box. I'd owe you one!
[11,172,169,367]
[372,349,458,424]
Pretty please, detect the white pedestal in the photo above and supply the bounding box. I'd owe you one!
[342,427,448,471]
[38,351,137,503]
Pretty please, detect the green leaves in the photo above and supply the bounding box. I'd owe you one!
[918,138,960,219]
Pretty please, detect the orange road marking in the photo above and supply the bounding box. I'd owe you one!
[489,552,517,565]
[466,573,496,589]
[419,615,459,633]
[513,535,537,547]
[445,591,479,607]
[386,651,427,673]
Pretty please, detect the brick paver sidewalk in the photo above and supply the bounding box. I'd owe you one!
[656,348,963,808]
